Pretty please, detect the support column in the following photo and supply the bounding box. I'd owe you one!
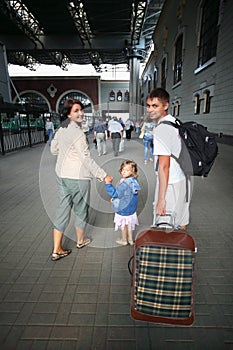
[127,48,145,122]
[0,43,12,102]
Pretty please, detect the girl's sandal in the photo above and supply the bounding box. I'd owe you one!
[116,238,128,246]
[51,249,72,261]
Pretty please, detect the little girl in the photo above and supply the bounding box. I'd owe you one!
[105,160,141,245]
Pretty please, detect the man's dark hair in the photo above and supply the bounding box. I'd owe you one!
[147,88,170,104]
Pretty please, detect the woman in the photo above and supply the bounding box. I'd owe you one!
[50,99,111,261]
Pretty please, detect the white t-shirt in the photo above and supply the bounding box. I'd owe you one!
[153,114,185,184]
[108,121,123,133]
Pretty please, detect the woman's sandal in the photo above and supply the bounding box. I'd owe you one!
[77,238,91,249]
[51,249,72,261]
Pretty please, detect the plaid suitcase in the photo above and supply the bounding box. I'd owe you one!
[130,225,196,325]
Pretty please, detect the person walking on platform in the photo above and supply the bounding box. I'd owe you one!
[82,118,89,143]
[93,117,108,156]
[125,118,134,140]
[108,117,123,156]
[140,117,156,164]
[50,99,112,261]
[45,117,54,146]
[105,160,141,246]
[146,88,191,230]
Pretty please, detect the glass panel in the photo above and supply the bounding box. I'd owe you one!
[174,35,183,85]
[161,58,166,89]
[198,0,220,66]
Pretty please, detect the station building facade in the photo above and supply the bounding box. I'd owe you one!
[10,76,130,125]
[0,76,129,154]
[140,0,233,142]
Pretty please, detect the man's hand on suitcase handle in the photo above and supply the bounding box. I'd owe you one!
[156,198,166,216]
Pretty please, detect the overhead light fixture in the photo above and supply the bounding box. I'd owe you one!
[61,55,70,71]
[25,54,40,71]
[88,51,103,72]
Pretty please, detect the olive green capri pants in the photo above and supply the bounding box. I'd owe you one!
[54,177,90,232]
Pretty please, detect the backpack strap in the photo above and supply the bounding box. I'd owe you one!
[158,118,181,128]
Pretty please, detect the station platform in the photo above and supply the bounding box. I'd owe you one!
[0,135,232,350]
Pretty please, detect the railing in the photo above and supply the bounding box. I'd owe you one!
[0,114,47,155]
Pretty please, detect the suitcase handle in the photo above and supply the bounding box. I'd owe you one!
[152,212,176,228]
[154,222,174,228]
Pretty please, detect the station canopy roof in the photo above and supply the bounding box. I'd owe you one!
[0,0,164,71]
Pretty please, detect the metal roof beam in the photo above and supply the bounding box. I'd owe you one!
[0,0,44,48]
[130,1,147,46]
[67,0,93,48]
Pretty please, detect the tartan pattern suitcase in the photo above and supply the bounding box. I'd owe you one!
[130,226,196,325]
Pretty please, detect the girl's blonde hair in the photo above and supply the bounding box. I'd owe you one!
[119,160,138,178]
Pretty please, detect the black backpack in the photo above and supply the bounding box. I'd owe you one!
[159,119,218,177]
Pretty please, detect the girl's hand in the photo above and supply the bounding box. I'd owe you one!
[104,175,113,184]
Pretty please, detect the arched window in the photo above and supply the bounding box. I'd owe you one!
[124,90,129,102]
[117,90,122,102]
[174,34,183,85]
[203,90,211,113]
[171,103,175,116]
[194,94,200,114]
[14,91,49,111]
[58,92,92,114]
[109,90,115,101]
[175,101,180,116]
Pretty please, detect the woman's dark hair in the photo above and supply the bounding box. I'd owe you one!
[60,99,84,127]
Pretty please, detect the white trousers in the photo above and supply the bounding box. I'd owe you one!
[154,177,192,227]
[96,133,106,155]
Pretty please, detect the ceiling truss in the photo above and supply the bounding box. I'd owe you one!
[0,0,165,71]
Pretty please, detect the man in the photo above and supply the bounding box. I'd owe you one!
[93,118,108,156]
[108,117,123,156]
[146,88,190,230]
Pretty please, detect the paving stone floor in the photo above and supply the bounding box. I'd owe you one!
[0,137,232,350]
